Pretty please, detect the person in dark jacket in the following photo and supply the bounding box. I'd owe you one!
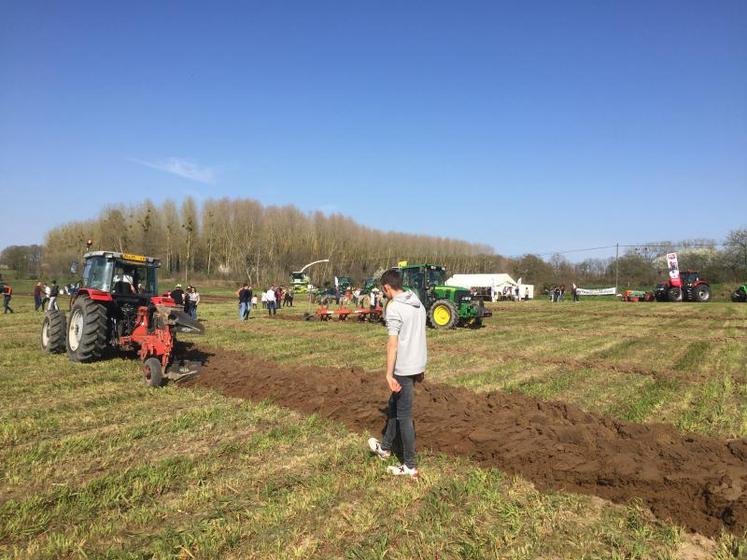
[3,284,14,314]
[171,284,184,306]
[33,282,43,311]
[48,281,60,311]
[237,284,252,320]
[183,285,193,316]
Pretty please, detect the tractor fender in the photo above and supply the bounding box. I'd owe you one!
[151,296,176,307]
[72,288,113,307]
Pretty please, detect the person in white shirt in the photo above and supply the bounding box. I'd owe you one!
[265,286,277,316]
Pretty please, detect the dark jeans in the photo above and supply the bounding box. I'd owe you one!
[3,295,13,314]
[34,295,43,311]
[381,374,418,469]
[268,301,276,315]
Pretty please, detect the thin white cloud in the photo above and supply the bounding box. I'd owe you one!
[130,157,216,184]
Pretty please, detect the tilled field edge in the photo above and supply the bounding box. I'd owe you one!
[184,346,747,538]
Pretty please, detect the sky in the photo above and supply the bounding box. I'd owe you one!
[1,1,745,260]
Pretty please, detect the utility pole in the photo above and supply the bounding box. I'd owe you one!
[615,243,619,295]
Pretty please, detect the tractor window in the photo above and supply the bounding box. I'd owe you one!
[112,262,157,295]
[82,257,113,292]
[401,269,425,295]
[680,272,698,284]
[427,268,446,287]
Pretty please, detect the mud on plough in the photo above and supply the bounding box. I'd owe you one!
[304,304,384,323]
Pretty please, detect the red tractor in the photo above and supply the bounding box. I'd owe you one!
[40,251,203,386]
[654,270,711,302]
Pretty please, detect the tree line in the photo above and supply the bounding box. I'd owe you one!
[2,196,745,293]
[35,197,511,287]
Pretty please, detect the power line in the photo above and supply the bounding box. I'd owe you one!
[524,241,728,258]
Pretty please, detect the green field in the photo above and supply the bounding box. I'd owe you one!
[1,293,746,558]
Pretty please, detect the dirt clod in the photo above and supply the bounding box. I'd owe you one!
[186,348,747,537]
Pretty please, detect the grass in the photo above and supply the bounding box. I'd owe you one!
[1,293,746,558]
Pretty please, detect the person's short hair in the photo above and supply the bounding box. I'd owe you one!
[380,269,403,290]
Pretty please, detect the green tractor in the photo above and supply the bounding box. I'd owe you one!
[397,262,491,328]
[732,284,747,302]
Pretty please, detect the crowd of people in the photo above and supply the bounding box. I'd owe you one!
[169,283,201,319]
[32,280,62,312]
[547,284,579,302]
[235,285,296,320]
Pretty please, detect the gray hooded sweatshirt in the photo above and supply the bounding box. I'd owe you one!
[385,290,428,376]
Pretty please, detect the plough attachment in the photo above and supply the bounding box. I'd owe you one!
[305,305,384,323]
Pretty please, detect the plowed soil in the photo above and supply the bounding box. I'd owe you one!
[186,349,747,537]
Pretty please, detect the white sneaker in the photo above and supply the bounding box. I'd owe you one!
[386,464,419,478]
[367,438,391,460]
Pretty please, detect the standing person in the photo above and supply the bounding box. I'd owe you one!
[514,285,520,302]
[274,286,282,310]
[266,286,277,316]
[286,289,294,307]
[171,284,185,306]
[237,284,252,320]
[42,283,50,309]
[261,290,267,309]
[48,280,59,311]
[369,288,378,310]
[367,269,427,477]
[188,286,200,319]
[3,284,14,314]
[572,283,579,302]
[33,282,43,312]
[251,293,258,310]
[183,286,193,316]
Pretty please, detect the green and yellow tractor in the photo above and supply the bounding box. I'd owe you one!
[732,284,747,302]
[396,262,491,328]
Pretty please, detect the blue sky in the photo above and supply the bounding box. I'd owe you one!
[1,1,745,259]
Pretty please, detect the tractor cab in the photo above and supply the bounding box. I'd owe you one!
[290,271,311,293]
[81,251,160,300]
[398,264,448,305]
[679,270,700,285]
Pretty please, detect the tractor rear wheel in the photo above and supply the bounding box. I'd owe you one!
[693,284,711,302]
[41,310,67,353]
[67,297,108,362]
[667,287,682,302]
[428,299,458,329]
[143,357,163,388]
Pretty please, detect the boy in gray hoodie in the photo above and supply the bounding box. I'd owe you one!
[368,268,427,477]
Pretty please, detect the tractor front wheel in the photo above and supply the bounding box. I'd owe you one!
[428,299,458,329]
[67,297,108,362]
[143,357,163,388]
[41,310,67,353]
[667,287,682,302]
[693,284,711,302]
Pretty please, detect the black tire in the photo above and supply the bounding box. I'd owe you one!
[428,299,458,329]
[667,287,682,302]
[66,297,108,362]
[143,357,163,388]
[41,310,67,353]
[693,284,711,303]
